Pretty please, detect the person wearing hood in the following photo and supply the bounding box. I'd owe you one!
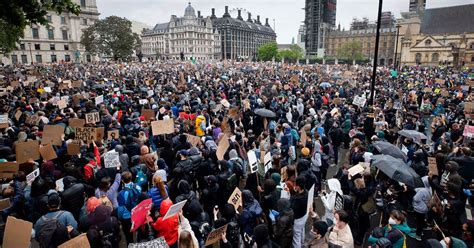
[175,180,197,215]
[229,149,245,178]
[321,178,342,225]
[341,113,352,148]
[239,189,263,236]
[273,198,294,247]
[152,198,180,247]
[60,176,88,220]
[368,210,413,248]
[86,204,121,248]
[426,237,468,248]
[195,114,206,137]
[412,176,432,240]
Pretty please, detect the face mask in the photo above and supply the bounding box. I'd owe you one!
[388,217,397,225]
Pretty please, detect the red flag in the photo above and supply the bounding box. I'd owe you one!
[130,198,152,232]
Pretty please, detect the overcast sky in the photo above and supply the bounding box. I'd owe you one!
[97,0,472,44]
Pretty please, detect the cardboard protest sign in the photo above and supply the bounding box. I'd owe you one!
[139,99,148,105]
[0,162,19,179]
[67,141,81,155]
[205,224,228,246]
[0,114,8,129]
[307,184,315,212]
[95,127,105,141]
[248,150,258,173]
[141,109,155,121]
[72,80,83,88]
[128,237,168,248]
[348,164,365,177]
[334,192,344,211]
[151,119,175,136]
[16,140,40,164]
[435,79,444,84]
[58,233,90,248]
[163,200,187,220]
[264,152,272,173]
[104,151,120,168]
[85,112,100,124]
[42,125,65,146]
[185,134,201,147]
[107,130,120,141]
[463,125,474,138]
[228,187,242,210]
[216,134,230,160]
[14,110,22,121]
[26,168,40,184]
[2,216,33,248]
[69,118,85,128]
[0,198,11,211]
[26,114,40,126]
[57,99,67,109]
[428,157,438,176]
[39,144,57,161]
[95,95,104,105]
[131,199,153,232]
[75,127,97,142]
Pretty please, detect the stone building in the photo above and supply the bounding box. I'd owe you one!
[141,3,220,61]
[210,6,276,60]
[326,12,396,65]
[397,2,474,67]
[5,0,99,64]
[304,0,337,57]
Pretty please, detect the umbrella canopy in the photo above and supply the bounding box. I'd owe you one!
[371,154,423,188]
[254,108,276,118]
[372,141,407,162]
[320,82,331,88]
[398,130,427,144]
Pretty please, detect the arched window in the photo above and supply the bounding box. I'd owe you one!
[425,39,432,46]
[415,53,422,64]
[432,53,439,62]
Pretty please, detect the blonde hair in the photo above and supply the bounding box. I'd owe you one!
[354,178,365,189]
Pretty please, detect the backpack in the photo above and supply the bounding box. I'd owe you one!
[135,167,147,187]
[117,185,141,220]
[226,221,241,246]
[37,211,67,248]
[88,218,118,248]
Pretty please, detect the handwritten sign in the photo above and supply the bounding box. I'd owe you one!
[307,184,315,212]
[67,141,81,155]
[141,109,155,121]
[348,164,365,177]
[75,127,97,142]
[26,168,40,184]
[0,198,11,211]
[228,187,242,210]
[39,144,57,161]
[352,96,367,108]
[95,95,104,105]
[162,200,187,220]
[69,118,85,128]
[107,130,119,141]
[16,140,40,164]
[85,112,100,124]
[42,125,65,146]
[463,125,474,138]
[0,162,19,179]
[185,134,201,147]
[428,157,438,176]
[248,150,258,173]
[264,152,272,173]
[151,119,174,136]
[334,192,344,211]
[205,224,228,246]
[58,234,90,248]
[104,151,120,168]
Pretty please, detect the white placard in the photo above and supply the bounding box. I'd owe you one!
[104,151,120,168]
[162,200,187,220]
[307,184,315,212]
[26,168,40,184]
[352,96,366,107]
[95,95,104,105]
[0,114,8,124]
[248,150,258,173]
[147,90,154,97]
[139,99,148,105]
[56,178,64,192]
[264,152,272,173]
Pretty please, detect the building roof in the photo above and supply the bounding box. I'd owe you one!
[184,2,196,18]
[420,4,474,35]
[212,17,275,35]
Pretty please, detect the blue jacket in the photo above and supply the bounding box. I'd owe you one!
[147,185,168,211]
[117,183,142,220]
[33,210,78,238]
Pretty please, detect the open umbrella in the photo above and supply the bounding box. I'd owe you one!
[320,82,331,88]
[254,108,276,118]
[372,141,407,162]
[398,130,427,144]
[371,154,423,188]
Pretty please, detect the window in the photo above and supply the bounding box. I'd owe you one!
[20,43,25,50]
[65,54,71,62]
[80,0,86,7]
[82,18,87,25]
[432,53,439,62]
[471,56,474,62]
[35,55,42,63]
[32,28,39,39]
[425,39,432,46]
[61,16,66,24]
[415,53,422,64]
[86,54,91,62]
[34,44,40,50]
[11,55,18,64]
[64,44,69,50]
[62,30,68,40]
[50,44,55,50]
[47,15,52,22]
[48,29,54,40]
[51,55,57,63]
[469,43,474,49]
[21,55,28,64]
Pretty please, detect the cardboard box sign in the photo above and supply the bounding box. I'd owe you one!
[0,114,8,129]
[227,187,242,211]
[216,134,230,160]
[0,198,11,211]
[39,144,57,161]
[75,127,97,142]
[185,134,201,147]
[16,140,40,164]
[205,224,228,246]
[2,216,33,248]
[0,162,19,179]
[42,125,65,146]
[95,127,105,141]
[85,112,100,124]
[26,114,40,125]
[151,119,174,136]
[428,157,438,176]
[107,130,119,141]
[71,80,83,88]
[67,141,81,155]
[141,109,155,121]
[58,233,90,248]
[69,118,85,128]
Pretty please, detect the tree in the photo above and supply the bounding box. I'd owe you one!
[81,16,140,61]
[257,42,278,61]
[337,40,364,61]
[278,44,304,62]
[0,0,80,54]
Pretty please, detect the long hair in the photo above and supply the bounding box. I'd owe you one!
[178,230,194,248]
[153,175,168,198]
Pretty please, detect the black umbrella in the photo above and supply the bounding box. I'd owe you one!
[372,141,407,162]
[254,108,276,118]
[372,154,423,188]
[398,130,427,144]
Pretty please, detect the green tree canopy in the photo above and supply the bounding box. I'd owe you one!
[336,40,364,61]
[279,44,304,62]
[0,0,80,54]
[257,42,278,61]
[81,16,140,61]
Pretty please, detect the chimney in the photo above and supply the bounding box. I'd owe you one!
[247,13,253,23]
[256,15,261,25]
[197,11,201,18]
[265,18,270,27]
[237,9,243,21]
[211,8,216,19]
[223,6,230,18]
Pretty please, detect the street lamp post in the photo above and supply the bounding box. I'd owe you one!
[399,37,404,70]
[394,24,401,69]
[369,0,383,107]
[28,43,33,64]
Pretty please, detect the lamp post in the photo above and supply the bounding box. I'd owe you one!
[28,42,33,64]
[394,24,401,69]
[368,0,383,108]
[399,37,404,70]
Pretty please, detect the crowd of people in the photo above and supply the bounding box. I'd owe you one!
[0,60,473,248]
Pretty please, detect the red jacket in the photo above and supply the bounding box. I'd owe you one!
[152,198,179,246]
[83,145,101,181]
